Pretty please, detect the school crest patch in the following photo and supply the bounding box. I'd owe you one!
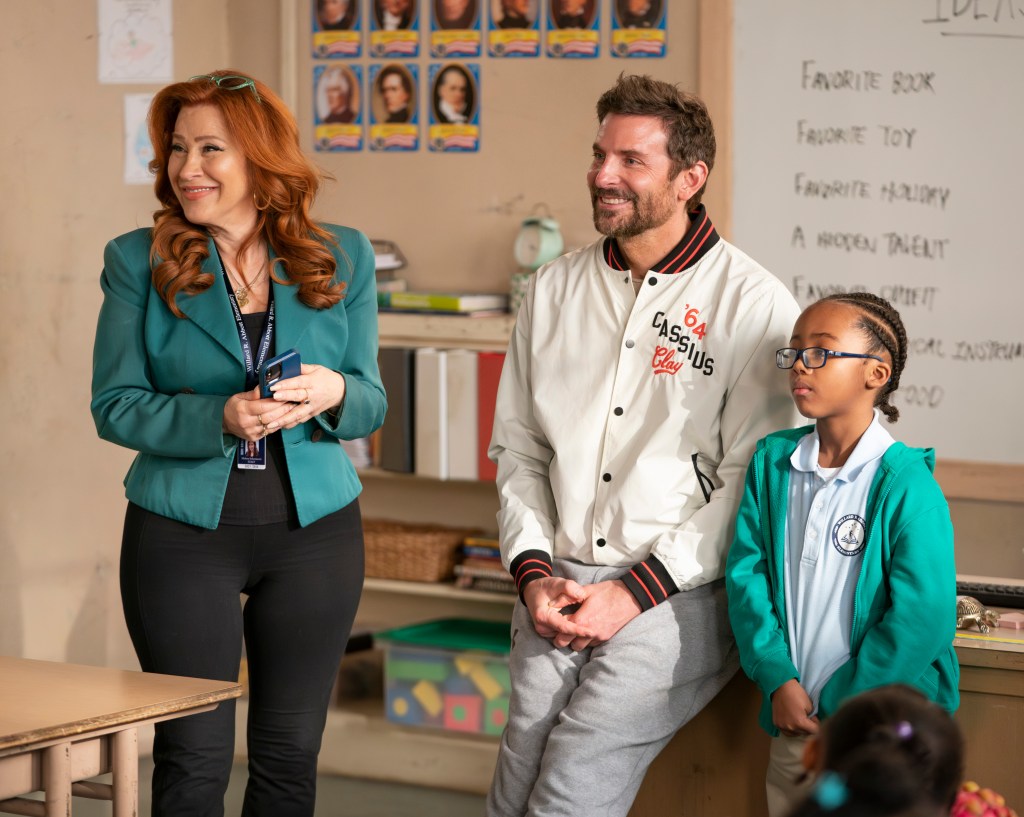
[832,514,866,557]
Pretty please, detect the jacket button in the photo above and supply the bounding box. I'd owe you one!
[625,339,635,349]
[596,538,606,547]
[602,473,611,482]
[179,387,195,394]
[648,276,657,286]
[614,407,623,416]
[311,429,324,442]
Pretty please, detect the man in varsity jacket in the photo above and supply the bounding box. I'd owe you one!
[486,74,800,817]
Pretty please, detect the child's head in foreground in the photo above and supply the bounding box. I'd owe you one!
[790,684,964,817]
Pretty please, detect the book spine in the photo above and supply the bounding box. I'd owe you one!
[459,557,505,570]
[454,564,514,580]
[476,352,505,481]
[390,292,464,311]
[387,292,509,312]
[378,348,415,473]
[454,576,518,594]
[414,348,448,479]
[446,349,479,481]
[462,545,502,559]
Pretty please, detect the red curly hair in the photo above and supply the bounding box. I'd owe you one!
[147,70,346,317]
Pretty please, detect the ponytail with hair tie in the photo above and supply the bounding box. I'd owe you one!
[813,772,849,811]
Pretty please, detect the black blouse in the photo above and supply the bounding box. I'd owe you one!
[218,311,297,526]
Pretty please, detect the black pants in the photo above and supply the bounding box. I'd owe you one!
[120,500,364,817]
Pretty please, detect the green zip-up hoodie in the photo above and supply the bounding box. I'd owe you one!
[725,426,959,736]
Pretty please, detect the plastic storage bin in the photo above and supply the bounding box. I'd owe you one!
[375,618,512,736]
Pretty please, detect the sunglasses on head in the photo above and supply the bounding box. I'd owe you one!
[189,74,261,103]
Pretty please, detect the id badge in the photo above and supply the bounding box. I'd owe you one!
[237,437,267,470]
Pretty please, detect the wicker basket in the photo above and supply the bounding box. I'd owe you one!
[362,519,480,583]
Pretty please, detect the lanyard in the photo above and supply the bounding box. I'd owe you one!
[217,248,274,390]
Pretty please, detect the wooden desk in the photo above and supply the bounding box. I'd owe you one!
[0,657,241,817]
[953,616,1024,808]
[629,671,770,817]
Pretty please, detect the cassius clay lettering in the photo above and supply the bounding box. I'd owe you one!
[651,310,715,376]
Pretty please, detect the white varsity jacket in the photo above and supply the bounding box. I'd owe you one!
[489,208,801,609]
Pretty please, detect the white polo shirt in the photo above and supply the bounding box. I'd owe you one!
[784,410,896,711]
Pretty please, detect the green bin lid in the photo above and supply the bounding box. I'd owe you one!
[375,617,511,654]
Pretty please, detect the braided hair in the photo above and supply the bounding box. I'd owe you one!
[820,292,908,423]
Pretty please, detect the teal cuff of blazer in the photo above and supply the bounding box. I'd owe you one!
[91,223,387,530]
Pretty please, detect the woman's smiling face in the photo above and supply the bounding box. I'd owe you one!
[168,103,257,237]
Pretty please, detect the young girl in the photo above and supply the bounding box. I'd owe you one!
[788,684,964,817]
[724,293,960,817]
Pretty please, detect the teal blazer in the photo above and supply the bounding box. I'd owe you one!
[91,224,386,529]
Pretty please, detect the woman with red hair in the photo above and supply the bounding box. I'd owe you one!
[91,71,385,816]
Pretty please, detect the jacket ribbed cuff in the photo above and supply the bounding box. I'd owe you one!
[510,549,554,602]
[620,555,678,612]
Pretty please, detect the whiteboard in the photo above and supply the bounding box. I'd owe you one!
[733,1,1024,464]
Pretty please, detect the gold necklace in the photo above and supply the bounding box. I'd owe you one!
[227,259,268,308]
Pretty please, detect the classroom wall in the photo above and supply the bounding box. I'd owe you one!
[0,0,288,666]
[0,0,702,666]
[0,0,1018,671]
[0,1,224,666]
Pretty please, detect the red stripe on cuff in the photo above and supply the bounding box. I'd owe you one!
[514,559,552,583]
[639,561,668,600]
[628,568,658,607]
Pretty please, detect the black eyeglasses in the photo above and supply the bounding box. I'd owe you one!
[776,347,883,369]
[189,74,261,103]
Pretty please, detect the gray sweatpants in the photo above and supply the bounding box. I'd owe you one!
[486,560,738,817]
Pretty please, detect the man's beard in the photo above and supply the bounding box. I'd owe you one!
[590,185,675,239]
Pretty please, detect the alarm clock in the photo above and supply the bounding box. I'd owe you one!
[513,217,564,271]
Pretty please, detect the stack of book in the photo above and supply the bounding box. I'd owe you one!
[339,436,372,469]
[453,537,516,595]
[378,291,509,316]
[376,276,408,299]
[372,238,408,301]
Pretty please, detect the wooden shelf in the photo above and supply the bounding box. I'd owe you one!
[357,466,496,486]
[377,312,515,352]
[364,577,515,605]
[934,459,1024,503]
[330,311,514,793]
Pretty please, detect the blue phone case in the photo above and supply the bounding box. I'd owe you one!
[260,349,301,398]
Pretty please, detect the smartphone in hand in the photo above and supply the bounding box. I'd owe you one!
[260,349,301,398]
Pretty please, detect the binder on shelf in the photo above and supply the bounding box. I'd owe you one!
[378,347,416,473]
[415,348,448,479]
[476,351,505,481]
[446,349,479,481]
